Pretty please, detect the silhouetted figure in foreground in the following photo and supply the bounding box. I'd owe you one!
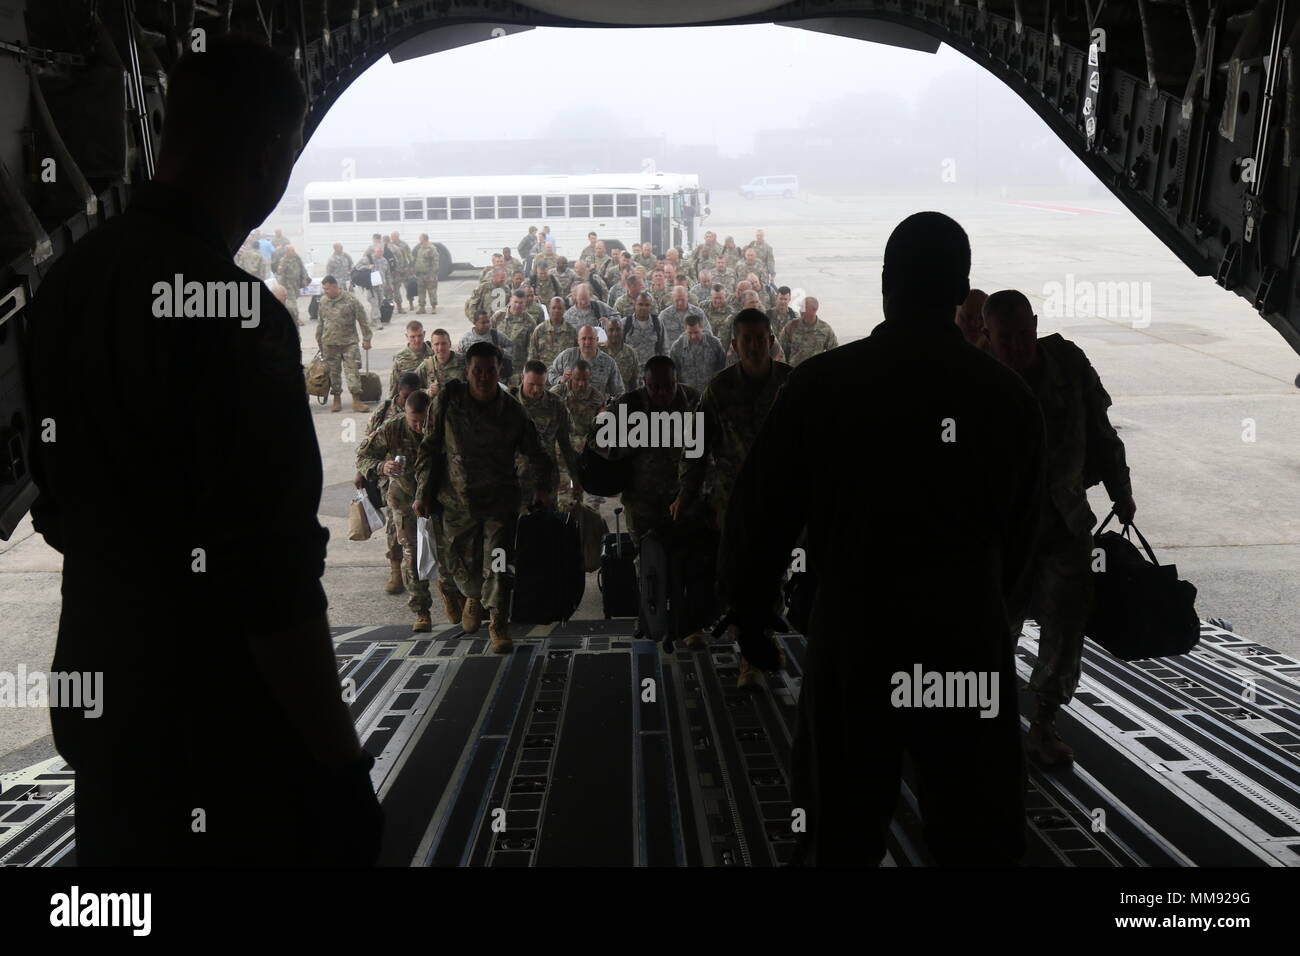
[23,36,382,864]
[719,212,1045,865]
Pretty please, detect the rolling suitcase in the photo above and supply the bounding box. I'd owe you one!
[359,349,382,403]
[637,528,675,647]
[379,298,395,324]
[599,507,639,619]
[512,506,585,625]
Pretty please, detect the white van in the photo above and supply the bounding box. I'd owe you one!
[739,175,799,199]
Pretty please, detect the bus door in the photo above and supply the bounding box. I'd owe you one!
[639,195,670,251]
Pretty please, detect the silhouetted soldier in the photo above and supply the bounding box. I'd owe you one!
[984,289,1136,768]
[719,212,1045,866]
[22,36,381,865]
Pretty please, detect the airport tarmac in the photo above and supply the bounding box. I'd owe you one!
[1,187,1296,770]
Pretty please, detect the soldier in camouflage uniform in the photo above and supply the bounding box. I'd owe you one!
[411,234,440,314]
[388,320,432,399]
[710,256,737,296]
[738,248,770,287]
[691,231,722,271]
[600,317,640,395]
[721,237,742,270]
[985,289,1136,768]
[360,372,421,596]
[659,286,710,348]
[414,342,555,653]
[466,267,513,322]
[492,289,536,388]
[530,262,561,304]
[700,287,732,339]
[549,325,624,395]
[501,248,525,279]
[649,271,673,312]
[625,293,665,359]
[779,296,839,368]
[357,390,436,631]
[572,259,607,303]
[275,244,310,326]
[326,243,353,289]
[766,286,798,339]
[745,229,776,278]
[517,360,583,511]
[523,285,545,327]
[674,309,791,681]
[550,361,606,464]
[531,242,558,273]
[387,232,413,314]
[418,329,467,398]
[634,243,657,274]
[612,274,647,319]
[236,238,266,278]
[478,253,507,283]
[591,356,698,540]
[530,296,579,368]
[668,314,727,391]
[722,291,785,366]
[579,232,599,264]
[552,257,578,299]
[356,246,391,324]
[666,247,694,282]
[315,276,373,412]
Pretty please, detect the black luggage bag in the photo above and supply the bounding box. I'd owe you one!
[599,507,639,619]
[1086,510,1200,660]
[512,506,585,625]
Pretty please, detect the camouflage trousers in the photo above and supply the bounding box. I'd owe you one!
[392,508,432,614]
[283,292,302,323]
[322,343,362,395]
[415,275,438,309]
[1013,515,1094,711]
[621,497,672,541]
[392,274,411,307]
[385,506,400,562]
[441,510,517,612]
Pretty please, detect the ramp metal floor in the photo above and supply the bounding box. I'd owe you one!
[3,620,1299,867]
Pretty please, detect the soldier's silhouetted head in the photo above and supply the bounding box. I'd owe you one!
[881,212,971,321]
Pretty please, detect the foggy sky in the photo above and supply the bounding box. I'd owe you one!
[306,22,1083,165]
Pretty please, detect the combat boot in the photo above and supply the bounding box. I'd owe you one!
[397,302,406,314]
[489,609,512,654]
[439,586,465,624]
[737,655,762,691]
[330,393,342,413]
[461,597,483,634]
[417,307,426,315]
[413,609,432,633]
[430,306,438,314]
[351,393,371,413]
[1026,701,1074,768]
[384,558,403,594]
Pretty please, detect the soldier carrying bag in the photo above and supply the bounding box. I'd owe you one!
[350,265,373,289]
[1086,509,1200,661]
[420,379,465,516]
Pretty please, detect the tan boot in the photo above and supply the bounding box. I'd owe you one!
[430,306,438,314]
[351,393,371,413]
[384,558,403,594]
[439,586,465,623]
[737,655,762,691]
[681,631,708,650]
[461,597,483,634]
[330,393,342,413]
[413,609,432,633]
[1026,701,1074,768]
[417,307,426,314]
[489,609,512,653]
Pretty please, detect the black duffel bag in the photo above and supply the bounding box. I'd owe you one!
[1086,509,1200,661]
[577,441,632,496]
[351,265,374,289]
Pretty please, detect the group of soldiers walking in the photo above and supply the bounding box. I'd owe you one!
[340,214,1133,848]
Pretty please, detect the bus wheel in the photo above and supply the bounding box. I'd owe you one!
[435,244,452,281]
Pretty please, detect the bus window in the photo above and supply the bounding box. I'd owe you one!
[308,200,330,223]
[616,194,637,217]
[545,196,565,218]
[474,196,495,219]
[522,195,542,219]
[593,194,614,217]
[332,199,354,222]
[568,194,590,217]
[498,196,519,219]
[403,198,424,220]
[427,198,447,220]
[357,199,377,222]
[380,198,400,221]
[450,197,471,220]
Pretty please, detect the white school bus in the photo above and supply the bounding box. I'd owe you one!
[301,172,710,278]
